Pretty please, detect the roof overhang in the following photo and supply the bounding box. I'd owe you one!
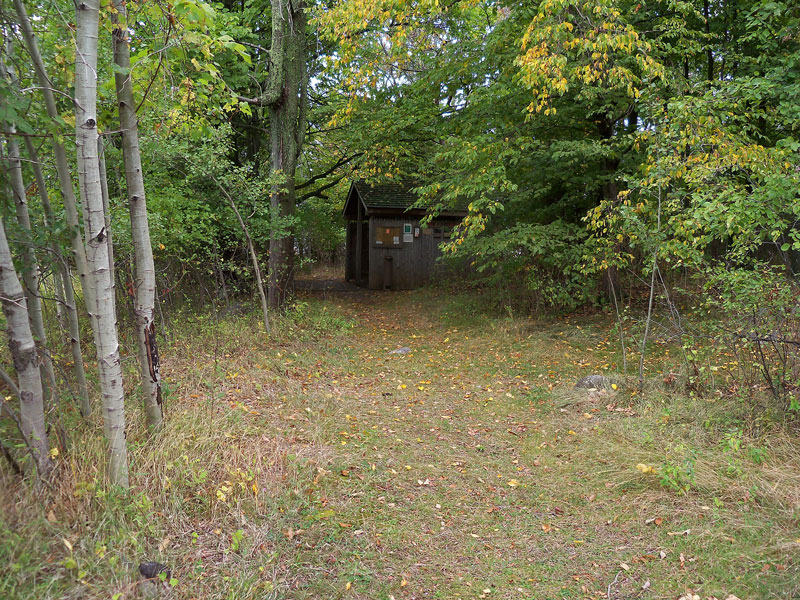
[343,181,468,220]
[342,182,369,219]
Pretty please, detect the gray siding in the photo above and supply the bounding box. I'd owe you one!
[367,218,445,290]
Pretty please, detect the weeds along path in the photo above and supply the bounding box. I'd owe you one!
[221,289,797,600]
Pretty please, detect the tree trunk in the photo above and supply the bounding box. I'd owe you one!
[13,0,95,318]
[75,0,129,487]
[266,0,308,310]
[2,132,59,410]
[0,217,52,477]
[98,137,118,326]
[23,136,91,415]
[0,51,59,409]
[209,175,270,333]
[111,1,164,429]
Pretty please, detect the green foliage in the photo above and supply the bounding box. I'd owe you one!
[450,221,593,312]
[295,195,346,264]
[659,447,697,494]
[693,264,800,412]
[285,300,355,335]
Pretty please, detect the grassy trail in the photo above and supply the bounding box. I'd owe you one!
[215,289,796,600]
[3,287,797,599]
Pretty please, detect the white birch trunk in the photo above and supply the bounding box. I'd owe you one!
[111,1,163,429]
[23,136,91,415]
[75,0,129,487]
[0,50,59,408]
[0,217,52,477]
[98,137,118,326]
[13,0,96,328]
[2,129,59,408]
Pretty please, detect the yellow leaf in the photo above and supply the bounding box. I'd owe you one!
[345,581,352,591]
[636,463,657,475]
[507,479,520,487]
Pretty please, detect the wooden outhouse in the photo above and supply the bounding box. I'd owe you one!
[343,180,467,290]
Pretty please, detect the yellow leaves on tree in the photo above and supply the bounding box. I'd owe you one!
[515,0,664,114]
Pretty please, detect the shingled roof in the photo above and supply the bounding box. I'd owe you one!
[342,180,467,218]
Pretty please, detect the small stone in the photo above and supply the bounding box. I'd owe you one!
[574,374,612,390]
[138,562,170,599]
[139,561,170,580]
[389,347,412,355]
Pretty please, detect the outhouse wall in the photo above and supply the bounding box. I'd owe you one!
[367,218,446,290]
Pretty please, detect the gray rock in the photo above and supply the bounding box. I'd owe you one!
[138,562,170,598]
[389,347,412,355]
[574,374,613,390]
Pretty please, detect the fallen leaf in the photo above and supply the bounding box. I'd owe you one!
[284,528,304,540]
[667,529,691,536]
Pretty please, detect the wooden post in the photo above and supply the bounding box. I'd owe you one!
[355,199,363,286]
[344,222,353,281]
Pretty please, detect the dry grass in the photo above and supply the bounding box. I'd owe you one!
[1,287,799,599]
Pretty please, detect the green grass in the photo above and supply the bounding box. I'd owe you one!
[1,287,798,599]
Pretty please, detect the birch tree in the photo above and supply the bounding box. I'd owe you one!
[2,129,58,407]
[23,137,90,413]
[110,0,163,429]
[13,0,94,320]
[74,0,129,487]
[0,51,58,407]
[0,217,52,477]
